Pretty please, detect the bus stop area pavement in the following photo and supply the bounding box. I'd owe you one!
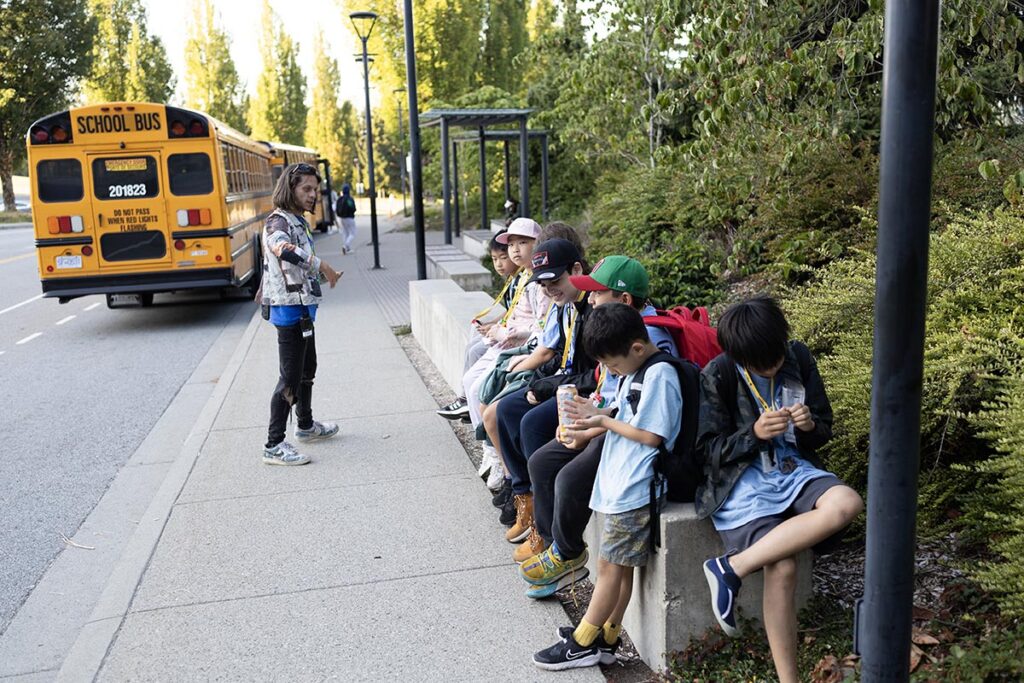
[32,219,601,682]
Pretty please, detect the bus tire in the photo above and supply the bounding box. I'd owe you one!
[140,292,154,307]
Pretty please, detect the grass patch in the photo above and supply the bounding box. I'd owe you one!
[0,211,31,224]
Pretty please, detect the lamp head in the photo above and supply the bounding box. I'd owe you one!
[349,10,378,40]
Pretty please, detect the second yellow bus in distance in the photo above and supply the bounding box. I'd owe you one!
[27,102,324,307]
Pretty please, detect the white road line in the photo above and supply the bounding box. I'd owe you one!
[0,294,42,316]
[16,332,42,345]
[56,315,76,326]
[84,302,101,311]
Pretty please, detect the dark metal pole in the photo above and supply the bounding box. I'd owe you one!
[519,117,529,218]
[503,140,511,203]
[858,0,940,680]
[452,138,461,238]
[440,117,452,245]
[359,41,381,269]
[396,95,408,218]
[479,127,487,231]
[321,159,335,224]
[541,134,549,221]
[402,0,426,280]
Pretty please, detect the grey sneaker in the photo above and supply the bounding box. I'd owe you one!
[294,420,339,442]
[263,441,311,466]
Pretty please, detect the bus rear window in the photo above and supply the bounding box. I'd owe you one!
[92,156,159,200]
[167,153,213,196]
[37,159,84,203]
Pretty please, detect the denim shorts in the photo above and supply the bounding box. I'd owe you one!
[718,475,847,557]
[599,505,655,567]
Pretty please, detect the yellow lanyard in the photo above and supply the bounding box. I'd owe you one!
[559,293,587,370]
[474,267,522,321]
[497,270,529,326]
[741,367,776,412]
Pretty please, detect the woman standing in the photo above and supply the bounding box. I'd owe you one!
[260,163,343,465]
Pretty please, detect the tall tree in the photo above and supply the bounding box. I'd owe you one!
[0,0,94,211]
[81,0,174,103]
[482,0,529,92]
[305,32,344,186]
[183,0,246,130]
[247,1,307,144]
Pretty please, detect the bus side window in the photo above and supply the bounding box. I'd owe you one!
[168,153,213,196]
[37,159,84,203]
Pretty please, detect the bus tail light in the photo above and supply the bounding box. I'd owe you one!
[47,215,84,234]
[82,245,93,256]
[177,209,212,227]
[28,111,74,145]
[174,239,186,250]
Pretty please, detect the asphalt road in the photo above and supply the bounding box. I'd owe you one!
[0,226,254,633]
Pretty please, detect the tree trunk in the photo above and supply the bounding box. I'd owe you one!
[0,139,16,212]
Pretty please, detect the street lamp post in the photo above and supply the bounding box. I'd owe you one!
[350,10,381,270]
[394,88,408,218]
[401,0,426,280]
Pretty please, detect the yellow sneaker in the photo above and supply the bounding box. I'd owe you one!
[520,545,589,585]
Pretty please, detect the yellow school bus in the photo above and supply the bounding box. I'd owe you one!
[260,141,334,232]
[26,102,273,306]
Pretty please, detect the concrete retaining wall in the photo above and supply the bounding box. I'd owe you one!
[425,245,493,292]
[584,503,812,671]
[409,280,502,395]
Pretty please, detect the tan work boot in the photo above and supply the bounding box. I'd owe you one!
[513,526,548,562]
[505,492,534,543]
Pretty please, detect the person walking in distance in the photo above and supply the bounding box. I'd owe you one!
[336,182,358,254]
[260,163,343,466]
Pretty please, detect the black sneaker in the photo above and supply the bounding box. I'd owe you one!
[436,398,469,420]
[533,632,603,670]
[556,626,618,665]
[499,492,517,526]
[491,479,512,508]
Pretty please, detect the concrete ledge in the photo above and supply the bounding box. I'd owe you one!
[430,291,500,394]
[584,502,812,672]
[462,230,493,259]
[409,279,464,365]
[439,260,492,292]
[490,219,507,233]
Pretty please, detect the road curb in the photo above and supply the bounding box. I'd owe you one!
[56,308,263,682]
[0,222,32,231]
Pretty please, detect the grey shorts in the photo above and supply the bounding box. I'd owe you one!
[599,505,655,567]
[718,475,847,557]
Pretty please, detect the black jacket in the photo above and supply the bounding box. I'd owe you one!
[528,298,598,402]
[693,341,834,518]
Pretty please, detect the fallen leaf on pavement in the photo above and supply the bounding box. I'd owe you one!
[912,628,940,646]
[910,643,925,672]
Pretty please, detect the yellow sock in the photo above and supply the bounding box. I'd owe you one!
[572,620,601,647]
[603,622,622,644]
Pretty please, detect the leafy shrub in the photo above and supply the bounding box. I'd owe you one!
[784,206,1024,532]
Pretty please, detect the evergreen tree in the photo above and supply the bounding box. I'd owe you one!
[183,0,247,130]
[82,0,174,103]
[0,0,95,211]
[247,0,306,144]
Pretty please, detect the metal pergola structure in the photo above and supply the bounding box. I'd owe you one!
[452,130,551,235]
[419,109,537,244]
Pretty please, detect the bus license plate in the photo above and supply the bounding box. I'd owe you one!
[56,255,82,269]
[190,249,208,256]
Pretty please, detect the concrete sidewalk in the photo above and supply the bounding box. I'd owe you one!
[56,218,600,681]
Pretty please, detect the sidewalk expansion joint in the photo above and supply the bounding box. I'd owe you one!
[172,470,481,507]
[125,561,518,617]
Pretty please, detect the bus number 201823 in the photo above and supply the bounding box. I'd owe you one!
[108,184,148,198]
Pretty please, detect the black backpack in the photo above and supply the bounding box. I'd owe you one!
[624,351,702,549]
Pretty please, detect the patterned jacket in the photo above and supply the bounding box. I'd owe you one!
[260,209,322,308]
[693,341,834,519]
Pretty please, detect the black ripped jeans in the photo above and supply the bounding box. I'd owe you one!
[266,323,317,448]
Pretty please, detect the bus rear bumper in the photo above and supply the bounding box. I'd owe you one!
[41,268,238,300]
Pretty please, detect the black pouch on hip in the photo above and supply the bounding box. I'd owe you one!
[299,307,314,338]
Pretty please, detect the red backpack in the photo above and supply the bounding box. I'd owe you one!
[643,306,722,368]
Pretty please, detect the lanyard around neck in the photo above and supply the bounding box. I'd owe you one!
[741,367,776,412]
[475,267,523,322]
[559,295,585,370]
